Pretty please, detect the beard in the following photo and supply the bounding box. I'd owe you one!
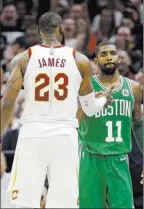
[98,62,119,75]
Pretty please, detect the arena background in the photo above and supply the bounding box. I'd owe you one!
[1,0,143,208]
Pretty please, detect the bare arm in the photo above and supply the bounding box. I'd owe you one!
[75,52,91,121]
[75,51,93,96]
[75,51,113,117]
[76,98,84,125]
[131,80,143,155]
[131,80,143,120]
[1,50,29,137]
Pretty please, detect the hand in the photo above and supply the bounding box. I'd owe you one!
[95,91,104,98]
[103,85,115,108]
[140,170,143,185]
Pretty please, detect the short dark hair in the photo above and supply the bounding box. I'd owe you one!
[95,41,117,57]
[3,1,15,8]
[13,36,27,49]
[38,12,63,34]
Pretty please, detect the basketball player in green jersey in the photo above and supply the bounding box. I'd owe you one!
[78,41,143,208]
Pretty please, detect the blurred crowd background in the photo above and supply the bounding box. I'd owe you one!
[0,0,143,208]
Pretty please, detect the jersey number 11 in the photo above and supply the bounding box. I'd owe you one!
[106,121,122,142]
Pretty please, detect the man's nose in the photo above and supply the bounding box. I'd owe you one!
[107,53,112,61]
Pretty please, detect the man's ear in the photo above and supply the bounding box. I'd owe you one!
[56,25,62,40]
[56,25,65,45]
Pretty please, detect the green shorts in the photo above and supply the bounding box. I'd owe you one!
[79,145,134,208]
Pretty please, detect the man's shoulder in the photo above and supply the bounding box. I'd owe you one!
[9,50,30,75]
[9,50,29,71]
[122,77,141,94]
[129,79,141,95]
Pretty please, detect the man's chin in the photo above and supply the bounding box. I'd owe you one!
[101,68,116,75]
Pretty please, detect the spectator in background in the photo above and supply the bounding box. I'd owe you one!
[63,16,90,52]
[111,25,143,72]
[122,6,139,29]
[25,24,41,47]
[118,50,136,79]
[21,14,37,31]
[121,4,143,52]
[2,125,19,172]
[118,50,132,66]
[135,69,144,92]
[128,0,143,24]
[6,36,27,60]
[63,17,77,48]
[71,4,84,21]
[114,26,134,50]
[91,7,122,40]
[11,36,27,56]
[0,35,8,73]
[2,91,24,172]
[2,111,21,173]
[50,0,70,18]
[70,3,91,53]
[1,3,24,44]
[0,35,7,61]
[114,27,142,74]
[15,0,28,20]
[116,26,142,73]
[92,8,118,42]
[117,63,130,77]
[15,0,33,20]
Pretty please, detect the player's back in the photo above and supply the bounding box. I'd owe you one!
[20,45,82,136]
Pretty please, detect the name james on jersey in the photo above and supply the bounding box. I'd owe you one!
[38,57,66,68]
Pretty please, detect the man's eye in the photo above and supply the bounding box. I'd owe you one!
[111,51,117,55]
[101,52,107,56]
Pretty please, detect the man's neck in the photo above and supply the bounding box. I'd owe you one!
[98,70,120,86]
[42,34,61,47]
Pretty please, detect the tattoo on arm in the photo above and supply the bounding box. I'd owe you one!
[1,53,26,136]
[6,76,23,92]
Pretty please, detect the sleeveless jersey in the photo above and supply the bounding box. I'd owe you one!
[20,45,82,133]
[78,75,134,155]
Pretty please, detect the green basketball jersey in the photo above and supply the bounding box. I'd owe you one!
[78,75,135,155]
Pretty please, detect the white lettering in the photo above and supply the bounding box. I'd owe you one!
[107,106,113,115]
[115,99,119,115]
[120,100,125,115]
[102,108,107,116]
[125,100,131,117]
